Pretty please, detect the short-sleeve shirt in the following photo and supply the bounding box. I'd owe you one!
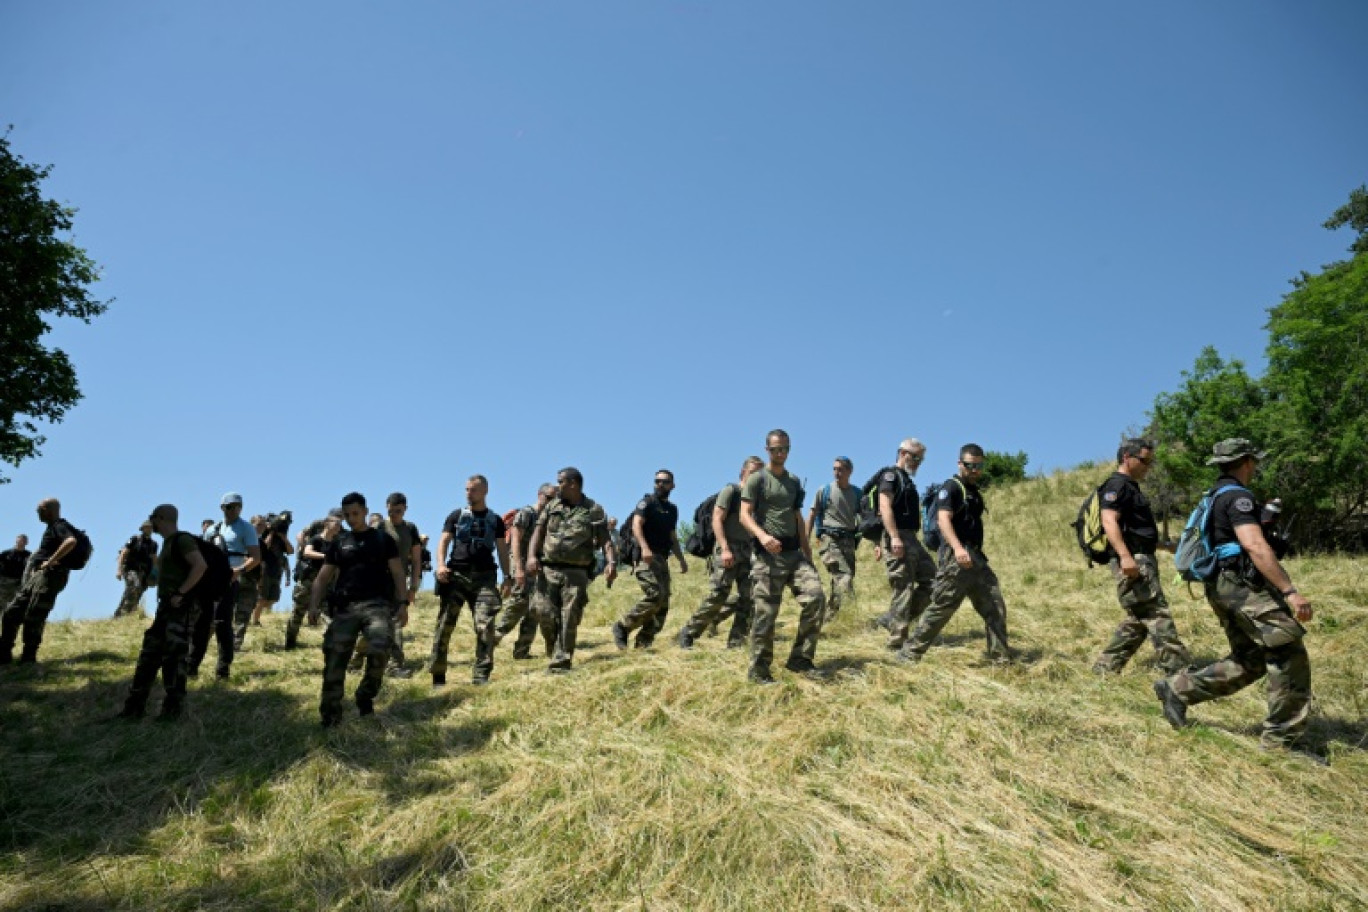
[0,549,30,580]
[1208,474,1261,550]
[325,527,399,605]
[511,505,540,563]
[208,518,259,569]
[260,531,288,576]
[1098,472,1158,552]
[296,534,329,580]
[382,519,422,576]
[741,468,805,542]
[443,509,506,572]
[537,496,609,566]
[815,483,862,534]
[715,483,748,547]
[876,468,920,531]
[123,535,158,573]
[632,495,679,554]
[36,519,78,563]
[157,533,201,599]
[935,476,985,550]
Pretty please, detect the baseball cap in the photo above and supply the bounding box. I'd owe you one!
[220,492,244,507]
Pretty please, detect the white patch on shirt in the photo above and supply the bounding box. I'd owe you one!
[882,471,897,482]
[938,489,949,500]
[1234,497,1255,514]
[636,500,648,512]
[1103,491,1118,502]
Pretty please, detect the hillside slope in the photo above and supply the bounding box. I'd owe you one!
[2,467,1366,911]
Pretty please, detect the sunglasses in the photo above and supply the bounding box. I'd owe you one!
[1134,455,1155,466]
[768,445,790,453]
[960,461,984,470]
[654,479,673,486]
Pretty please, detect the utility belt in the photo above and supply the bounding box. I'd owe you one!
[755,535,802,553]
[821,529,859,541]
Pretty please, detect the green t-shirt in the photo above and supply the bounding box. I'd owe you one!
[715,482,748,546]
[383,519,421,577]
[158,533,200,599]
[815,483,861,533]
[741,468,805,540]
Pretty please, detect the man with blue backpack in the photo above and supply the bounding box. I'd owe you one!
[1154,439,1315,753]
[1091,439,1192,675]
[806,456,862,623]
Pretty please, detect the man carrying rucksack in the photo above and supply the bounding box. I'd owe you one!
[1092,439,1191,676]
[492,483,557,659]
[806,456,862,623]
[285,510,341,650]
[897,444,1011,666]
[876,439,937,648]
[1154,439,1315,753]
[115,504,207,721]
[114,521,159,618]
[739,429,826,683]
[0,498,82,666]
[430,475,511,686]
[526,466,617,674]
[188,493,261,680]
[0,535,30,615]
[612,469,688,650]
[369,493,422,677]
[677,456,764,650]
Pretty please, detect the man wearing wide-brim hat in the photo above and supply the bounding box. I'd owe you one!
[1153,438,1316,754]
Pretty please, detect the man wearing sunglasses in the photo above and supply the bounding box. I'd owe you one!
[898,443,1011,665]
[612,470,688,650]
[739,429,826,683]
[1092,438,1191,675]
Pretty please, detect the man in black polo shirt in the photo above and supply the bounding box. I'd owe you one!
[114,522,159,618]
[612,469,688,650]
[0,498,80,665]
[897,443,1010,665]
[0,535,30,615]
[878,439,938,649]
[1093,438,1191,675]
[1154,439,1314,752]
[308,492,407,727]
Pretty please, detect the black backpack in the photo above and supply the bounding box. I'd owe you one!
[685,489,728,558]
[1071,483,1114,567]
[855,467,900,542]
[186,534,233,601]
[618,499,646,567]
[66,526,94,570]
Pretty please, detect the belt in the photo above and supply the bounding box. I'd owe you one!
[822,529,858,541]
[542,560,591,570]
[756,535,802,553]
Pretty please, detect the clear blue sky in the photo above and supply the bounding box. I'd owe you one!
[3,1,1364,619]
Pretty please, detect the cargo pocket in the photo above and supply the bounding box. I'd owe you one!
[1236,599,1304,649]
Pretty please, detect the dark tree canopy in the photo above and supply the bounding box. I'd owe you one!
[1323,184,1368,257]
[0,132,109,482]
[980,450,1029,489]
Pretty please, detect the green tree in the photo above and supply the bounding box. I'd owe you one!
[0,133,109,482]
[1323,184,1368,257]
[980,450,1028,489]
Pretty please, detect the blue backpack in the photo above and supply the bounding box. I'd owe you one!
[1173,484,1248,582]
[921,477,966,552]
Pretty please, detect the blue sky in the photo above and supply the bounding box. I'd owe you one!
[2,1,1364,619]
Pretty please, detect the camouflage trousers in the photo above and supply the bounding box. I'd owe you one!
[618,556,672,644]
[1094,553,1191,675]
[817,533,859,619]
[430,570,502,681]
[901,548,1009,661]
[124,593,200,714]
[115,568,152,617]
[680,542,754,646]
[189,578,238,676]
[0,566,70,661]
[285,578,318,648]
[494,582,544,658]
[883,530,936,647]
[749,550,826,675]
[230,569,261,648]
[532,564,591,672]
[1166,571,1311,747]
[0,579,21,619]
[320,598,393,723]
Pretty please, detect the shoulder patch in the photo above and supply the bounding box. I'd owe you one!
[938,489,949,500]
[1103,491,1118,502]
[636,499,648,512]
[882,471,896,482]
[1234,497,1255,514]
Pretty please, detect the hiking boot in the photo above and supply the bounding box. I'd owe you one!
[748,668,776,685]
[1259,735,1328,766]
[512,649,531,660]
[676,630,694,650]
[896,649,922,666]
[215,666,231,681]
[432,673,446,688]
[633,635,654,650]
[471,676,490,687]
[611,621,629,650]
[18,648,37,665]
[356,694,374,717]
[784,656,816,674]
[387,665,413,679]
[1153,679,1190,730]
[547,662,573,675]
[283,638,298,651]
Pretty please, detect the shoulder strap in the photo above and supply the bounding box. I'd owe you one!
[817,484,830,512]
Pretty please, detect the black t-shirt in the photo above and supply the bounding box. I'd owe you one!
[632,495,679,554]
[1098,472,1158,552]
[0,549,30,580]
[35,520,77,563]
[877,467,920,531]
[935,476,985,550]
[443,508,507,573]
[324,528,399,605]
[296,534,328,579]
[1207,475,1261,549]
[123,535,158,572]
[260,531,288,575]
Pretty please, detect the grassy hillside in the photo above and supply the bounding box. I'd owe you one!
[2,466,1366,911]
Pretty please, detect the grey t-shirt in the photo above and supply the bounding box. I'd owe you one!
[814,483,861,533]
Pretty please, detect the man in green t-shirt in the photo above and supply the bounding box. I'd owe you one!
[739,429,827,683]
[116,504,207,721]
[676,456,764,649]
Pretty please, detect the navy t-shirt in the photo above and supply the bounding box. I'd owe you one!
[632,495,679,554]
[1098,472,1158,552]
[935,476,985,550]
[877,467,920,531]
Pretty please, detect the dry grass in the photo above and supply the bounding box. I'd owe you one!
[2,465,1366,910]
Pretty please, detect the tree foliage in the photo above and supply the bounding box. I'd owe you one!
[1323,184,1368,257]
[1148,187,1368,549]
[980,450,1029,489]
[0,132,109,482]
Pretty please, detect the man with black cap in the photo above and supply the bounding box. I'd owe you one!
[1153,439,1315,753]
